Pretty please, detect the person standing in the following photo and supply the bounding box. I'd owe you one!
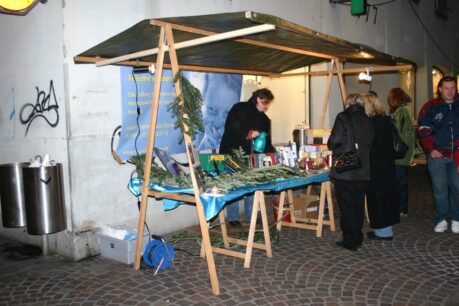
[328,93,374,251]
[363,93,400,240]
[387,88,415,216]
[219,88,275,227]
[418,76,459,233]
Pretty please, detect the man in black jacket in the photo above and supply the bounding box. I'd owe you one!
[219,88,275,226]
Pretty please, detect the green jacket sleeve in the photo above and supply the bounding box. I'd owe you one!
[393,106,415,165]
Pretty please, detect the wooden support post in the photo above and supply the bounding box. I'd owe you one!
[319,59,335,129]
[335,58,347,107]
[275,181,335,237]
[276,190,286,231]
[133,27,167,271]
[244,191,260,268]
[164,24,220,295]
[287,189,296,223]
[325,181,335,231]
[258,191,272,258]
[365,195,370,224]
[219,210,230,249]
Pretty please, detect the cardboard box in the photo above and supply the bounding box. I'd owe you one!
[292,194,319,218]
[97,232,150,265]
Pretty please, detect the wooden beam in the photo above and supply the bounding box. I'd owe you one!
[75,55,274,76]
[269,64,414,78]
[335,58,347,106]
[133,27,167,271]
[212,247,246,259]
[95,24,275,67]
[319,59,334,129]
[148,191,196,203]
[151,20,335,60]
[74,56,274,76]
[165,24,220,295]
[226,237,268,250]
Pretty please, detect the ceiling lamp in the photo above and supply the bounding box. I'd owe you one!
[358,68,372,82]
[0,0,46,16]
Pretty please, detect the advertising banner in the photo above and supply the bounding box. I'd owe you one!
[116,67,242,160]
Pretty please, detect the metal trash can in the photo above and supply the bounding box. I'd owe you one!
[23,163,66,235]
[0,162,29,228]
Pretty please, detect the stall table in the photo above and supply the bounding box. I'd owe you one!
[132,170,332,270]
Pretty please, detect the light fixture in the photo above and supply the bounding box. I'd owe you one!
[358,68,372,82]
[132,64,156,75]
[0,0,46,16]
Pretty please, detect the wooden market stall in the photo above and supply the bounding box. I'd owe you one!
[75,11,415,295]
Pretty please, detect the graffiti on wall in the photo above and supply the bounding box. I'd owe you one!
[19,80,59,136]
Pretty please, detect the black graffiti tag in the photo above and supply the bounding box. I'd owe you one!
[19,80,59,136]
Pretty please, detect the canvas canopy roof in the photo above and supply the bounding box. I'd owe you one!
[74,11,414,75]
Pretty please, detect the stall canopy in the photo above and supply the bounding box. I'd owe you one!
[74,11,415,75]
[74,11,416,295]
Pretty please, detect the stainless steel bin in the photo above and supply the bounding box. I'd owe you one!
[0,162,28,228]
[23,163,66,235]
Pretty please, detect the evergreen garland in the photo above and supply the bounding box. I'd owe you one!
[168,70,204,143]
[131,153,303,192]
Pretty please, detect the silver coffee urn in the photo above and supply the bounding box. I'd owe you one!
[293,122,309,151]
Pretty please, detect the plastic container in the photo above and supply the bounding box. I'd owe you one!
[97,232,150,265]
[23,163,66,235]
[272,195,291,222]
[0,162,29,228]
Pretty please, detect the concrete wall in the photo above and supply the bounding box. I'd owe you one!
[0,0,458,260]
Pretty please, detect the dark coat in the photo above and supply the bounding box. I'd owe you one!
[367,115,400,229]
[328,104,374,181]
[219,98,274,155]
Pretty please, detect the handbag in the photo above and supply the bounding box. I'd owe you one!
[392,123,408,159]
[333,144,362,173]
[332,114,362,173]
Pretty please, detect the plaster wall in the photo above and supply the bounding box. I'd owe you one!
[0,0,457,260]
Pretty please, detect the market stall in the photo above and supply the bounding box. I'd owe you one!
[75,11,415,295]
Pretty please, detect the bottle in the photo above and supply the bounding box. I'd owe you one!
[253,131,268,152]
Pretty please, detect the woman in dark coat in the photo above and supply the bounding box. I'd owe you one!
[363,93,400,240]
[219,89,275,155]
[328,93,374,251]
[219,88,275,226]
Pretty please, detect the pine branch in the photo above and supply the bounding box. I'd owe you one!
[168,70,204,143]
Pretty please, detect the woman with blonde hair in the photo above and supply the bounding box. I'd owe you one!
[328,93,374,251]
[363,92,400,240]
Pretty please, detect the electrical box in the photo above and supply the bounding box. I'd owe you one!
[351,0,367,15]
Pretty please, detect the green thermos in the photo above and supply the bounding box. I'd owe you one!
[252,131,268,152]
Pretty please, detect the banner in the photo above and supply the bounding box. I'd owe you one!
[116,68,242,160]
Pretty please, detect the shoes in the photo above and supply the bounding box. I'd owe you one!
[336,241,357,252]
[367,231,393,241]
[228,221,242,227]
[434,220,448,233]
[452,220,459,234]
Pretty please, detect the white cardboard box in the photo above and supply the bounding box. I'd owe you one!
[97,232,150,265]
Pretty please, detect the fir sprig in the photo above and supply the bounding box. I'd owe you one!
[168,70,204,143]
[131,154,303,192]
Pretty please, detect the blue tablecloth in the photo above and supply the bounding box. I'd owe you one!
[128,171,329,221]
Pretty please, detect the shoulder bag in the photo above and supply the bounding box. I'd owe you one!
[332,114,362,173]
[392,122,408,159]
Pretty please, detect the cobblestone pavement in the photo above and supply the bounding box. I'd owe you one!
[1,165,459,306]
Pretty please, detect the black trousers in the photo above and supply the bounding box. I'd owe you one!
[395,165,409,214]
[334,179,367,247]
